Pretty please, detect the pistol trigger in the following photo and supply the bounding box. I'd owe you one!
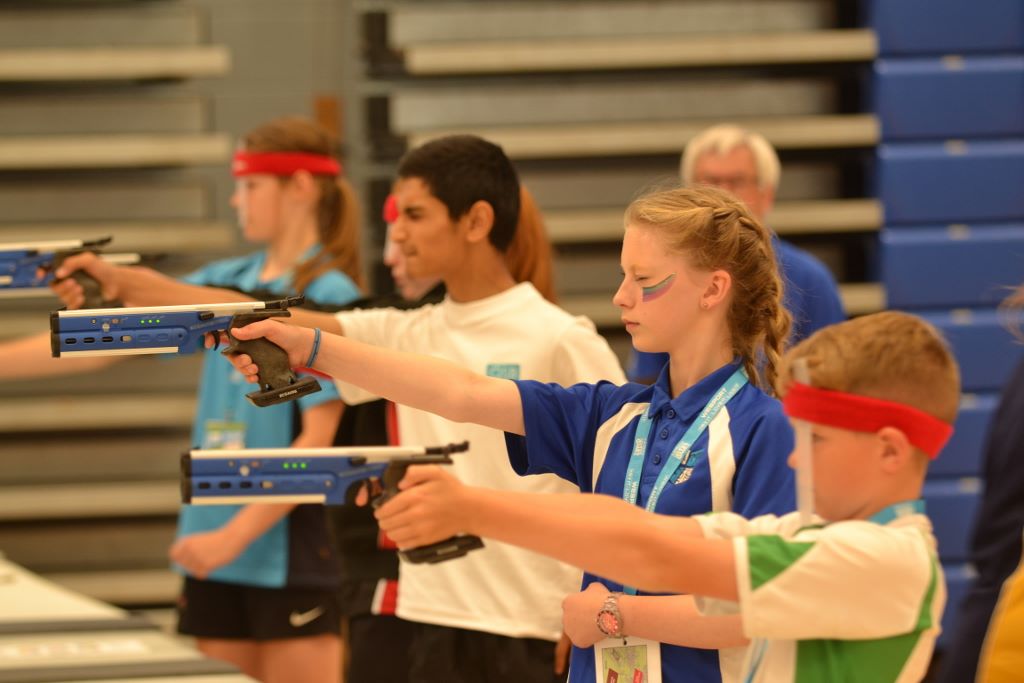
[368,478,389,508]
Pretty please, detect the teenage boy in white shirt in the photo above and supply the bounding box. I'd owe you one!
[325,135,624,681]
[55,134,625,682]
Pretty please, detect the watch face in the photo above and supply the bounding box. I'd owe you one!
[598,610,620,635]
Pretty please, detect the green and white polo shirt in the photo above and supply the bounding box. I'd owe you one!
[696,506,944,683]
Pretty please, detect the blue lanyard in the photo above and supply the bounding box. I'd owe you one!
[869,499,925,525]
[620,366,747,594]
[623,366,747,511]
[743,640,768,683]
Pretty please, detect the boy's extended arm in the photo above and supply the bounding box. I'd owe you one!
[230,320,526,434]
[375,467,738,599]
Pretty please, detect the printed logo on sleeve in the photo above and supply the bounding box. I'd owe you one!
[486,363,521,380]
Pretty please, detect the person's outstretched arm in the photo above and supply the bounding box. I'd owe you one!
[374,466,736,599]
[52,252,341,333]
[0,331,120,379]
[229,319,526,435]
[562,584,746,649]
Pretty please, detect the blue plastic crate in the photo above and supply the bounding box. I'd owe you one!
[924,478,983,562]
[865,0,1024,55]
[883,224,1024,308]
[931,393,998,478]
[918,309,1022,393]
[877,141,1024,224]
[874,57,1024,140]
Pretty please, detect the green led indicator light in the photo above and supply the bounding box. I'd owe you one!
[301,463,307,469]
[156,319,161,323]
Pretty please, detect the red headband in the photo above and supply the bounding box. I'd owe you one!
[383,194,399,223]
[232,151,341,177]
[783,382,953,458]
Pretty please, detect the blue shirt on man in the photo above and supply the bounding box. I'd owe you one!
[505,361,796,683]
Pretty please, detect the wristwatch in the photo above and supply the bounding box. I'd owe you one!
[596,592,625,638]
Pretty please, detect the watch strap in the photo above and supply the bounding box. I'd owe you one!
[596,591,624,638]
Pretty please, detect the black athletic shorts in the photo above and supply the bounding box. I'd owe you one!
[407,622,566,683]
[177,576,341,640]
[346,614,417,683]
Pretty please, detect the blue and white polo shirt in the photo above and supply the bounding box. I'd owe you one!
[505,361,796,683]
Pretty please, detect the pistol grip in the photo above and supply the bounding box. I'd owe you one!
[399,535,485,564]
[225,312,321,407]
[52,250,119,309]
[373,460,483,564]
[71,270,108,309]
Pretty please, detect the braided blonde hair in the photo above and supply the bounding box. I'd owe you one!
[625,185,791,392]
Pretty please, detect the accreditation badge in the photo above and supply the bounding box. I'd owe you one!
[203,420,246,450]
[594,636,662,683]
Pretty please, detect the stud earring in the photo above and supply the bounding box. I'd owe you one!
[701,301,710,309]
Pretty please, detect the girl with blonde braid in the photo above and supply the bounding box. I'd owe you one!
[226,185,797,683]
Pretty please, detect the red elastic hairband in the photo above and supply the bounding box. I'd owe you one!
[232,151,341,177]
[782,382,953,458]
[383,194,399,223]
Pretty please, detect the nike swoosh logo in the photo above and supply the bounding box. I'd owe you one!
[289,606,326,628]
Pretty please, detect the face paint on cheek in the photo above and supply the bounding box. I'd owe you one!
[641,274,676,302]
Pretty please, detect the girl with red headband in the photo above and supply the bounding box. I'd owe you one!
[165,118,361,683]
[3,117,363,683]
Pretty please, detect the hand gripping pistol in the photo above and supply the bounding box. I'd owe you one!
[49,296,320,406]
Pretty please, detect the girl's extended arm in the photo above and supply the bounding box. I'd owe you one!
[0,331,120,380]
[53,252,342,333]
[620,595,746,648]
[563,584,746,649]
[230,320,526,435]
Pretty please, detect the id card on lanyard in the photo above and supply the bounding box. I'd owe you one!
[204,420,246,450]
[620,366,747,596]
[595,636,662,683]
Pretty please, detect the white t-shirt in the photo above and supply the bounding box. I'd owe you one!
[696,506,945,683]
[334,282,627,640]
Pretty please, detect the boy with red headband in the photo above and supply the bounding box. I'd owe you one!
[373,311,960,682]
